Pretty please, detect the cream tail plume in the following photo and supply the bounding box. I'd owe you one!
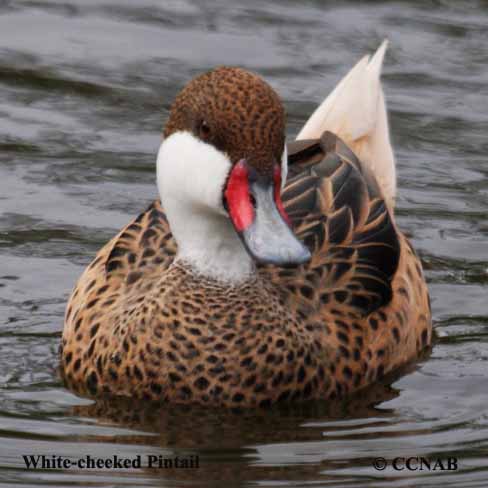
[296,40,396,208]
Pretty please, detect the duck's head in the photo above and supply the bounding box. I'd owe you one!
[157,67,310,276]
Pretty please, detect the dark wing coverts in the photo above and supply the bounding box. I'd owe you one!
[277,131,400,315]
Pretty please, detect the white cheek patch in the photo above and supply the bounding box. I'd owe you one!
[156,130,254,284]
[281,144,288,190]
[157,131,232,212]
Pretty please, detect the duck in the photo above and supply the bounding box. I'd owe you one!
[60,40,432,408]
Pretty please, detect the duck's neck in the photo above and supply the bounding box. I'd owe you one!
[166,200,255,284]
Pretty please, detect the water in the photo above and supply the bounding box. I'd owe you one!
[1,0,487,486]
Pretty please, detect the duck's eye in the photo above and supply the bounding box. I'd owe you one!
[199,120,211,140]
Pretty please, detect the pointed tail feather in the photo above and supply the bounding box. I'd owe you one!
[297,40,396,207]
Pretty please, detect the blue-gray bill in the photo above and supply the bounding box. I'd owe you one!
[240,182,311,266]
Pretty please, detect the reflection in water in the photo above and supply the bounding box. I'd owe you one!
[68,380,402,485]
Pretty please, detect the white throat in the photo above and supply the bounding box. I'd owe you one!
[156,131,254,284]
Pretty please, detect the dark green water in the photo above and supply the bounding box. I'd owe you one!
[1,1,487,486]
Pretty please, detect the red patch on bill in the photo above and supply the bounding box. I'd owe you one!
[224,160,255,232]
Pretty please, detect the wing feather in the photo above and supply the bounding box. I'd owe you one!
[262,131,400,316]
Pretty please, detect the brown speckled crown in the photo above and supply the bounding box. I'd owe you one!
[164,67,286,175]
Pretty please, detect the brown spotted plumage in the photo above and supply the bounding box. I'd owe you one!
[60,62,432,408]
